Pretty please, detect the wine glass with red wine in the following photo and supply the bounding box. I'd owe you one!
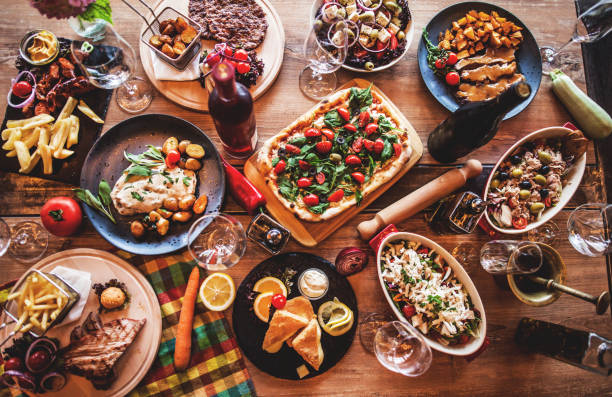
[479,240,543,275]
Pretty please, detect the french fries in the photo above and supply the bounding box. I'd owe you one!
[7,272,68,333]
[1,97,103,175]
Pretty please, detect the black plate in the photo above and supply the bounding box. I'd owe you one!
[232,253,358,380]
[79,114,224,255]
[417,1,542,120]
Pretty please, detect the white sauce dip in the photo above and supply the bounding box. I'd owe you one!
[298,268,329,299]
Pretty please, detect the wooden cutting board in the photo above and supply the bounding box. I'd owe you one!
[244,78,424,247]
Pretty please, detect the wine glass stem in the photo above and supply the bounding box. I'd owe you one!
[122,80,136,96]
[553,38,576,57]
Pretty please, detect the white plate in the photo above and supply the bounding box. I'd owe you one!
[310,0,414,73]
[376,232,487,356]
[483,126,587,235]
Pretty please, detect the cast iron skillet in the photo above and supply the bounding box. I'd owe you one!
[417,1,542,120]
[233,252,358,380]
[79,114,224,255]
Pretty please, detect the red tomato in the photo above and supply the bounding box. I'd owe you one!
[358,111,370,127]
[417,247,429,255]
[205,52,221,67]
[40,197,82,237]
[337,107,350,121]
[4,357,22,372]
[393,143,402,157]
[297,177,312,188]
[352,137,363,153]
[328,189,344,202]
[166,149,180,164]
[351,172,365,184]
[446,52,458,66]
[365,123,378,135]
[316,172,326,184]
[544,197,552,207]
[274,159,286,174]
[512,217,528,229]
[445,71,460,86]
[389,32,398,50]
[165,156,176,168]
[236,62,251,74]
[435,58,446,69]
[303,194,319,207]
[345,155,361,165]
[223,46,233,57]
[271,293,286,309]
[321,128,335,140]
[343,123,357,132]
[227,60,238,71]
[402,305,416,318]
[12,81,32,98]
[458,334,470,344]
[299,160,310,170]
[374,138,384,154]
[363,139,375,151]
[285,144,301,154]
[234,49,249,61]
[316,140,332,154]
[304,128,321,138]
[376,40,386,59]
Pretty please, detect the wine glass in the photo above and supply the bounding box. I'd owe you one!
[70,22,153,113]
[299,13,349,100]
[528,221,560,247]
[480,240,543,274]
[1,220,48,263]
[540,0,612,76]
[187,213,247,271]
[374,321,432,377]
[567,203,612,256]
[359,312,394,354]
[451,243,479,273]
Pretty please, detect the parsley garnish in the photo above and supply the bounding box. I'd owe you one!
[131,191,144,202]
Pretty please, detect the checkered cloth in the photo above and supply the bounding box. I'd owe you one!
[0,250,256,397]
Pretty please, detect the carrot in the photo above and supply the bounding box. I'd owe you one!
[174,265,200,371]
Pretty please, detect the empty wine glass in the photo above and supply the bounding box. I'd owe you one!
[299,12,349,100]
[568,203,612,256]
[0,218,10,257]
[540,0,612,75]
[374,321,432,377]
[528,221,560,247]
[359,312,394,354]
[3,220,48,263]
[187,213,247,271]
[480,240,543,275]
[70,22,153,113]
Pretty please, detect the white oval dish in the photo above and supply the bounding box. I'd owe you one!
[376,232,487,356]
[483,126,587,235]
[310,0,414,73]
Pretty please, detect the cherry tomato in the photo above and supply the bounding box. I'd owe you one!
[297,177,312,188]
[303,194,319,207]
[234,49,249,61]
[304,128,321,138]
[435,58,446,69]
[274,159,286,174]
[227,60,238,71]
[4,357,22,372]
[446,52,458,66]
[417,247,429,255]
[512,217,528,229]
[40,197,82,237]
[351,172,365,184]
[236,62,251,74]
[345,155,361,166]
[343,123,357,133]
[271,293,286,309]
[363,139,375,151]
[352,136,363,153]
[376,40,386,59]
[365,123,378,135]
[166,149,181,164]
[299,160,310,170]
[12,81,32,98]
[321,128,335,140]
[328,189,344,202]
[337,107,350,121]
[402,305,416,318]
[284,144,301,155]
[316,172,326,184]
[223,46,233,57]
[205,52,221,67]
[316,140,332,154]
[544,197,552,207]
[389,31,398,50]
[393,143,402,157]
[458,334,470,344]
[374,138,385,154]
[358,111,370,127]
[27,350,50,372]
[445,71,460,86]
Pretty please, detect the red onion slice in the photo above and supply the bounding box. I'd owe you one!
[2,370,36,391]
[40,371,67,392]
[328,20,359,48]
[321,2,344,24]
[335,247,369,276]
[25,338,57,374]
[7,71,36,109]
[357,0,382,12]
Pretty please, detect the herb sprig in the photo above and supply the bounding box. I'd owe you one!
[74,179,116,224]
[123,145,165,180]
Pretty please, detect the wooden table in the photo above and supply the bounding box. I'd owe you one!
[1,1,611,395]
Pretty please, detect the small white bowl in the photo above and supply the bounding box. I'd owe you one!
[483,126,587,235]
[376,232,487,356]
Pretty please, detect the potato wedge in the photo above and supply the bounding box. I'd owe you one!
[57,97,77,122]
[161,43,175,58]
[175,17,189,33]
[173,40,186,56]
[54,148,74,159]
[186,143,205,159]
[180,26,198,44]
[2,129,22,150]
[6,114,53,129]
[20,151,41,174]
[14,141,31,173]
[149,35,163,48]
[39,144,53,175]
[66,115,80,148]
[77,100,104,124]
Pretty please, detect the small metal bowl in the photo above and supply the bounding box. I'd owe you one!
[19,30,59,66]
[297,268,329,300]
[507,243,567,307]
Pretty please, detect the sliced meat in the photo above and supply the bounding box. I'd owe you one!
[460,62,518,83]
[456,73,525,102]
[188,0,211,39]
[455,47,516,70]
[204,0,268,50]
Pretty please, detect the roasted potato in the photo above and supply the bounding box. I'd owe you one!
[149,35,162,48]
[148,210,162,223]
[163,197,179,212]
[157,208,173,219]
[181,26,198,44]
[161,23,175,36]
[159,20,174,34]
[162,137,179,154]
[161,43,175,58]
[178,140,191,154]
[159,35,173,44]
[156,218,170,236]
[172,211,192,223]
[175,17,190,33]
[193,195,208,214]
[130,221,145,238]
[185,143,205,159]
[179,195,196,211]
[173,41,186,56]
[184,158,202,170]
[183,169,195,178]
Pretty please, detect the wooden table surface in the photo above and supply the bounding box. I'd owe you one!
[1,0,611,396]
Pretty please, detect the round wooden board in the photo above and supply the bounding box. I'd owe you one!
[140,0,285,112]
[0,249,162,397]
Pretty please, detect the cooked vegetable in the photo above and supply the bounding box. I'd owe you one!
[162,137,179,155]
[73,180,116,224]
[174,266,200,371]
[550,69,612,140]
[184,158,202,170]
[130,220,145,238]
[185,143,205,159]
[193,195,208,214]
[149,35,162,48]
[178,140,191,153]
[163,197,179,211]
[179,195,196,210]
[156,217,170,236]
[172,211,192,223]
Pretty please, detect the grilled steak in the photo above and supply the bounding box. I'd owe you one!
[62,312,146,390]
[188,0,211,39]
[456,73,525,102]
[204,0,268,50]
[455,47,516,71]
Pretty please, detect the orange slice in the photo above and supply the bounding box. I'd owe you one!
[253,291,274,322]
[253,276,287,297]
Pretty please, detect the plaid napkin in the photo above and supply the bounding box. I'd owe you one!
[0,251,256,397]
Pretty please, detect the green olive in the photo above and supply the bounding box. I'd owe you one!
[534,174,547,185]
[359,11,375,22]
[314,20,323,31]
[511,168,523,178]
[490,179,500,189]
[519,189,531,200]
[538,150,552,164]
[397,31,406,40]
[337,8,346,18]
[330,153,342,163]
[335,21,347,31]
[364,61,375,71]
[530,202,545,214]
[347,30,356,40]
[383,0,398,9]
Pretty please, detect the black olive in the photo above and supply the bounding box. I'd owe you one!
[277,147,287,158]
[308,168,317,176]
[523,141,535,151]
[319,196,328,203]
[540,189,549,198]
[336,136,346,145]
[519,181,532,190]
[540,165,550,175]
[499,171,510,181]
[510,155,522,165]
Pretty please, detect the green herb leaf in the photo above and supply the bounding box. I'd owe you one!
[278,176,298,200]
[355,189,363,206]
[183,176,192,186]
[348,85,373,114]
[308,202,330,214]
[79,0,113,24]
[271,157,279,167]
[289,136,307,146]
[378,115,395,133]
[324,110,344,128]
[131,191,144,202]
[98,179,112,206]
[125,165,152,180]
[381,139,393,162]
[73,179,116,224]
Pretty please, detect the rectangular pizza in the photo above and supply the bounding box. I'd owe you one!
[257,84,414,222]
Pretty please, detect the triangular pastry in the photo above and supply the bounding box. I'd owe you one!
[291,318,324,370]
[262,310,309,353]
[284,297,315,347]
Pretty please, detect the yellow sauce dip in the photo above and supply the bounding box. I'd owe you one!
[298,269,329,299]
[27,31,58,62]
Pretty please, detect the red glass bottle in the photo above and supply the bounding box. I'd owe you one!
[208,62,257,158]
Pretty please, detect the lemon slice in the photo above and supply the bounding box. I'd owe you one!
[253,291,274,322]
[325,314,354,336]
[199,272,236,311]
[253,276,287,297]
[317,298,354,336]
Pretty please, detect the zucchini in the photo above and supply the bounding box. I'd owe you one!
[550,69,612,140]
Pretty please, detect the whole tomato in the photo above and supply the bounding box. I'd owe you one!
[40,197,82,237]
